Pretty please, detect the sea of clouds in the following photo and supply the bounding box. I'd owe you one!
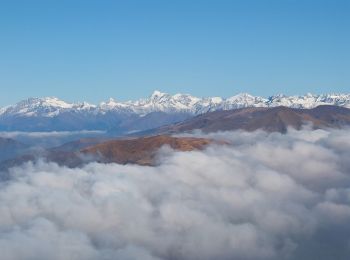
[0,128,350,260]
[0,130,106,139]
[0,130,107,149]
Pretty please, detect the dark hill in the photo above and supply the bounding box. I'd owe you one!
[146,105,350,134]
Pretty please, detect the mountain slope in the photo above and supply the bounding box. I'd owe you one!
[81,135,215,166]
[0,135,216,170]
[0,137,29,161]
[146,105,350,134]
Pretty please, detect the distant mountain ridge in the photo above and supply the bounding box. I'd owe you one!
[1,105,350,170]
[0,137,29,161]
[1,91,350,117]
[147,105,350,134]
[0,91,349,132]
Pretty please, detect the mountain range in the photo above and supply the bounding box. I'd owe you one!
[1,104,350,170]
[148,105,350,134]
[1,91,350,132]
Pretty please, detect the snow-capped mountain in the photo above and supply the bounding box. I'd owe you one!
[0,91,349,132]
[1,91,349,118]
[0,97,96,118]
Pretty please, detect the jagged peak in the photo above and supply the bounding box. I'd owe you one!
[227,92,258,100]
[150,90,168,98]
[233,92,254,97]
[1,91,350,117]
[16,96,72,106]
[269,93,287,99]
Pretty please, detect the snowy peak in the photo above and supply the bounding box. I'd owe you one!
[38,97,73,108]
[225,93,267,108]
[266,93,350,109]
[1,91,350,118]
[1,97,70,117]
[0,97,94,117]
[121,91,201,114]
[150,90,167,99]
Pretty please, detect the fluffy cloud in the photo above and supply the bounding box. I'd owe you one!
[1,128,350,260]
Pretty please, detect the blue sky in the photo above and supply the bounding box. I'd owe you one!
[0,0,349,106]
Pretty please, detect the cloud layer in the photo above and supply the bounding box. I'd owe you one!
[1,128,350,260]
[0,130,106,139]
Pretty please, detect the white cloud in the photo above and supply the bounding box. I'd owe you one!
[1,128,350,259]
[0,130,105,139]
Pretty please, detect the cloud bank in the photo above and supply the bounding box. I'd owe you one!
[1,128,350,260]
[0,130,105,139]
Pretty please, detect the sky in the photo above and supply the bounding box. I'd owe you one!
[0,0,349,106]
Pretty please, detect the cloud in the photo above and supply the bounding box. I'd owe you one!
[0,130,106,139]
[1,128,350,259]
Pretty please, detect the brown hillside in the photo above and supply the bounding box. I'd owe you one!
[82,135,215,166]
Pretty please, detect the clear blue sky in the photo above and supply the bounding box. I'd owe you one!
[0,0,349,106]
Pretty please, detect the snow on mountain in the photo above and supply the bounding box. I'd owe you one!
[131,91,201,114]
[1,91,350,118]
[0,97,72,117]
[0,97,96,117]
[266,93,350,109]
[99,98,135,114]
